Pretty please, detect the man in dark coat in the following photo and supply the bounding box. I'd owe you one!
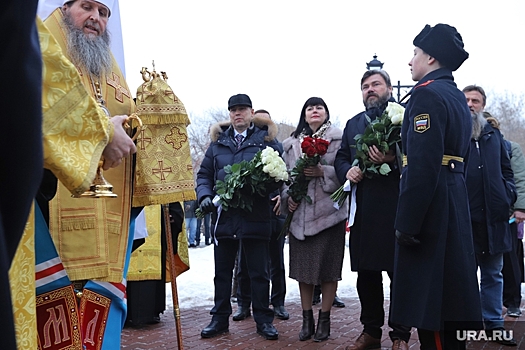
[234,109,289,322]
[335,70,411,350]
[196,94,282,340]
[463,85,517,346]
[391,23,482,349]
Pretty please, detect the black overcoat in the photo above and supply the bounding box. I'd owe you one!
[196,118,282,241]
[390,68,482,330]
[467,123,515,254]
[334,104,400,272]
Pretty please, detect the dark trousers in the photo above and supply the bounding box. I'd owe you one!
[268,226,286,306]
[237,220,287,308]
[502,222,524,309]
[196,213,211,244]
[212,238,273,325]
[418,329,465,350]
[357,269,411,342]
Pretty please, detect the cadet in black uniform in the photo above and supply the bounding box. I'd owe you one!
[390,24,482,350]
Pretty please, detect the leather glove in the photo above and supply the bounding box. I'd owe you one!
[199,196,215,214]
[395,230,421,247]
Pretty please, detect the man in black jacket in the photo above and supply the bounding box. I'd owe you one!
[463,85,517,346]
[335,70,410,350]
[233,109,289,322]
[196,94,282,340]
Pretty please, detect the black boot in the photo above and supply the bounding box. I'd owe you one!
[299,309,315,341]
[313,310,330,342]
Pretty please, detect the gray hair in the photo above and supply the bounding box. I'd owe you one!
[63,11,112,79]
[471,111,487,140]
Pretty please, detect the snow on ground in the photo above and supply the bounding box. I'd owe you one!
[167,233,392,309]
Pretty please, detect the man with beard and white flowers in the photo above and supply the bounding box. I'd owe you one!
[390,24,482,350]
[335,70,411,350]
[197,94,282,340]
[32,1,137,348]
[462,85,517,346]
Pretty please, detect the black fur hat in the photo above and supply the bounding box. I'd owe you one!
[413,23,469,71]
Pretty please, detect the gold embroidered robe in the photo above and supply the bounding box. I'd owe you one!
[10,15,119,349]
[45,8,134,282]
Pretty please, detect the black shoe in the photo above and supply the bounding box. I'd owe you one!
[188,243,196,248]
[256,322,278,340]
[232,307,251,321]
[488,328,517,346]
[332,295,345,308]
[205,240,212,245]
[506,307,522,317]
[200,320,229,338]
[273,305,289,320]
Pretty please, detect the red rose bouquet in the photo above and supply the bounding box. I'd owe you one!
[280,136,330,236]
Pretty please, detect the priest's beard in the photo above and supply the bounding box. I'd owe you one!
[63,14,112,80]
[471,111,487,140]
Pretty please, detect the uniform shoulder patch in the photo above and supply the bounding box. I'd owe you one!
[414,114,430,133]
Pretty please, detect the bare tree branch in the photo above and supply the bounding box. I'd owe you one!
[486,90,525,150]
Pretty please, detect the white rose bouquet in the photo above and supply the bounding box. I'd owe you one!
[330,102,404,206]
[196,146,288,218]
[351,102,404,178]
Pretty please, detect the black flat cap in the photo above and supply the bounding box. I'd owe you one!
[228,94,252,110]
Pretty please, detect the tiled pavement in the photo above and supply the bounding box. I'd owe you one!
[121,299,525,349]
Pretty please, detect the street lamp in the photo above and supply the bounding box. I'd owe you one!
[366,54,383,70]
[366,54,413,103]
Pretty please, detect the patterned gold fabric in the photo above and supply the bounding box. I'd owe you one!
[133,68,196,207]
[166,213,190,281]
[9,205,37,350]
[39,16,110,196]
[128,204,190,281]
[45,9,134,282]
[127,205,162,281]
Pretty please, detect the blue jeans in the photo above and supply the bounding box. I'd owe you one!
[185,217,197,245]
[477,252,504,330]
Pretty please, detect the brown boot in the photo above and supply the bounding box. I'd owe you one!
[345,332,381,350]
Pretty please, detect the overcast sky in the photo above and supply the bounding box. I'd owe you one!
[120,0,525,127]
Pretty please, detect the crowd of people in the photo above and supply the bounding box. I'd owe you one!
[192,23,523,350]
[2,1,523,349]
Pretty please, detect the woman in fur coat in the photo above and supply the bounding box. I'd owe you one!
[281,97,348,342]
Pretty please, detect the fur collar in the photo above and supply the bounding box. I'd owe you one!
[209,116,277,142]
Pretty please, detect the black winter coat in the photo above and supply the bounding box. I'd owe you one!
[196,117,282,241]
[334,102,400,272]
[390,68,482,331]
[466,123,516,254]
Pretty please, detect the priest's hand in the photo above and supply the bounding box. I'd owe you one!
[395,230,421,247]
[102,115,137,170]
[199,196,215,214]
